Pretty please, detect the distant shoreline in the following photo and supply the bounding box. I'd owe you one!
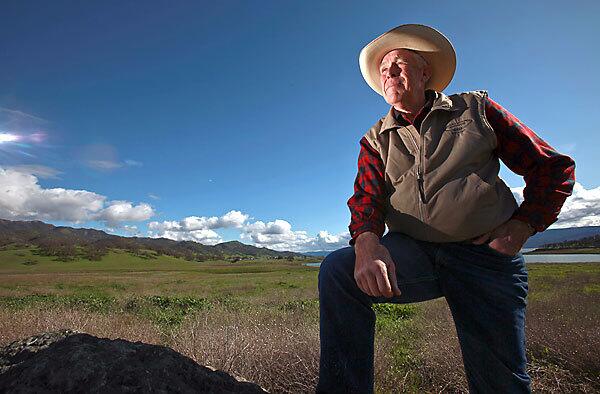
[525,248,600,255]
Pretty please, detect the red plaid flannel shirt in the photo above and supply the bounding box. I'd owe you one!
[347,96,576,245]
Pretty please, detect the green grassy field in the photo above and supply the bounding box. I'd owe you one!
[0,246,319,302]
[1,246,598,393]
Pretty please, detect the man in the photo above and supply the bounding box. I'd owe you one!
[317,24,575,393]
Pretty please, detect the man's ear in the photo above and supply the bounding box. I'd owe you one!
[422,65,432,84]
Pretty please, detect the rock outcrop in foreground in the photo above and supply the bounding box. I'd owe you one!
[0,330,267,393]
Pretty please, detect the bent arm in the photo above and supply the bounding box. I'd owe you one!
[485,97,576,233]
[347,136,388,245]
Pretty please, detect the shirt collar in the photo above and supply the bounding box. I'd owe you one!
[379,90,467,134]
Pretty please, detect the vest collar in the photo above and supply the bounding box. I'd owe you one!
[379,90,467,134]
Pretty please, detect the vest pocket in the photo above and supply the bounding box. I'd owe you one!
[463,171,499,207]
[385,154,414,185]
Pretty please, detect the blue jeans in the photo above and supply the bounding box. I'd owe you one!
[317,232,530,393]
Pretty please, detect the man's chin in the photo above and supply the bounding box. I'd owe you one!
[384,93,404,105]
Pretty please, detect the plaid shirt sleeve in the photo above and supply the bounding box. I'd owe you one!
[485,97,576,233]
[347,136,387,246]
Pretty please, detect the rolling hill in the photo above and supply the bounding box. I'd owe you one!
[524,226,600,248]
[0,219,307,261]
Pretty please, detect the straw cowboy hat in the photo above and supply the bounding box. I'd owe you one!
[359,24,456,95]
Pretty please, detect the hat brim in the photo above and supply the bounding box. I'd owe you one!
[359,24,456,95]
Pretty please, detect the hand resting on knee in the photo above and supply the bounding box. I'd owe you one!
[353,232,402,298]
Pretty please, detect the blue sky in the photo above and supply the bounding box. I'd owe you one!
[1,1,599,251]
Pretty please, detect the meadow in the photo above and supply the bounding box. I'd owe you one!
[0,246,598,393]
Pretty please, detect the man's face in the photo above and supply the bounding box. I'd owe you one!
[379,49,430,106]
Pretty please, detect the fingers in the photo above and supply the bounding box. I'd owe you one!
[354,248,402,298]
[358,275,378,297]
[356,276,375,297]
[387,262,402,297]
[374,265,393,298]
[357,263,399,298]
[367,276,382,297]
[354,277,371,295]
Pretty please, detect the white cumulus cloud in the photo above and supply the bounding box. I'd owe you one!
[511,182,600,228]
[147,210,351,252]
[149,227,222,245]
[147,210,249,244]
[551,183,600,228]
[219,210,249,228]
[311,230,352,250]
[241,219,311,251]
[97,201,154,226]
[240,219,351,252]
[0,167,154,225]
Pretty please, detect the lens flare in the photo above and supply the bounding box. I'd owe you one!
[1,109,49,158]
[0,133,20,143]
[29,132,47,143]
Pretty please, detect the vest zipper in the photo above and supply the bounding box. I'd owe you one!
[417,169,426,203]
[419,131,427,204]
[406,131,426,221]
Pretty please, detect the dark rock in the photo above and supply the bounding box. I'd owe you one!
[0,330,267,393]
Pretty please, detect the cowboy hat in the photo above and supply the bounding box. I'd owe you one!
[359,24,456,95]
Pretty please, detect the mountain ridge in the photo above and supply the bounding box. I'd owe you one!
[524,226,600,248]
[0,219,307,261]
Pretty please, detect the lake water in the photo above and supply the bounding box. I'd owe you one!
[522,254,600,263]
[305,262,322,267]
[305,252,600,267]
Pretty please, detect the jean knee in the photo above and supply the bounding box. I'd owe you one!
[318,247,356,288]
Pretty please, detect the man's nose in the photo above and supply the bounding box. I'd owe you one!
[386,63,401,78]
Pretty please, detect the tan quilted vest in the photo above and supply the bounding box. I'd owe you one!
[364,90,518,243]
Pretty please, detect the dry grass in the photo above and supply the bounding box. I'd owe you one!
[373,330,423,393]
[411,277,600,393]
[1,296,597,393]
[0,305,320,394]
[0,307,163,346]
[526,288,599,393]
[414,298,469,394]
[0,262,597,393]
[170,308,320,393]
